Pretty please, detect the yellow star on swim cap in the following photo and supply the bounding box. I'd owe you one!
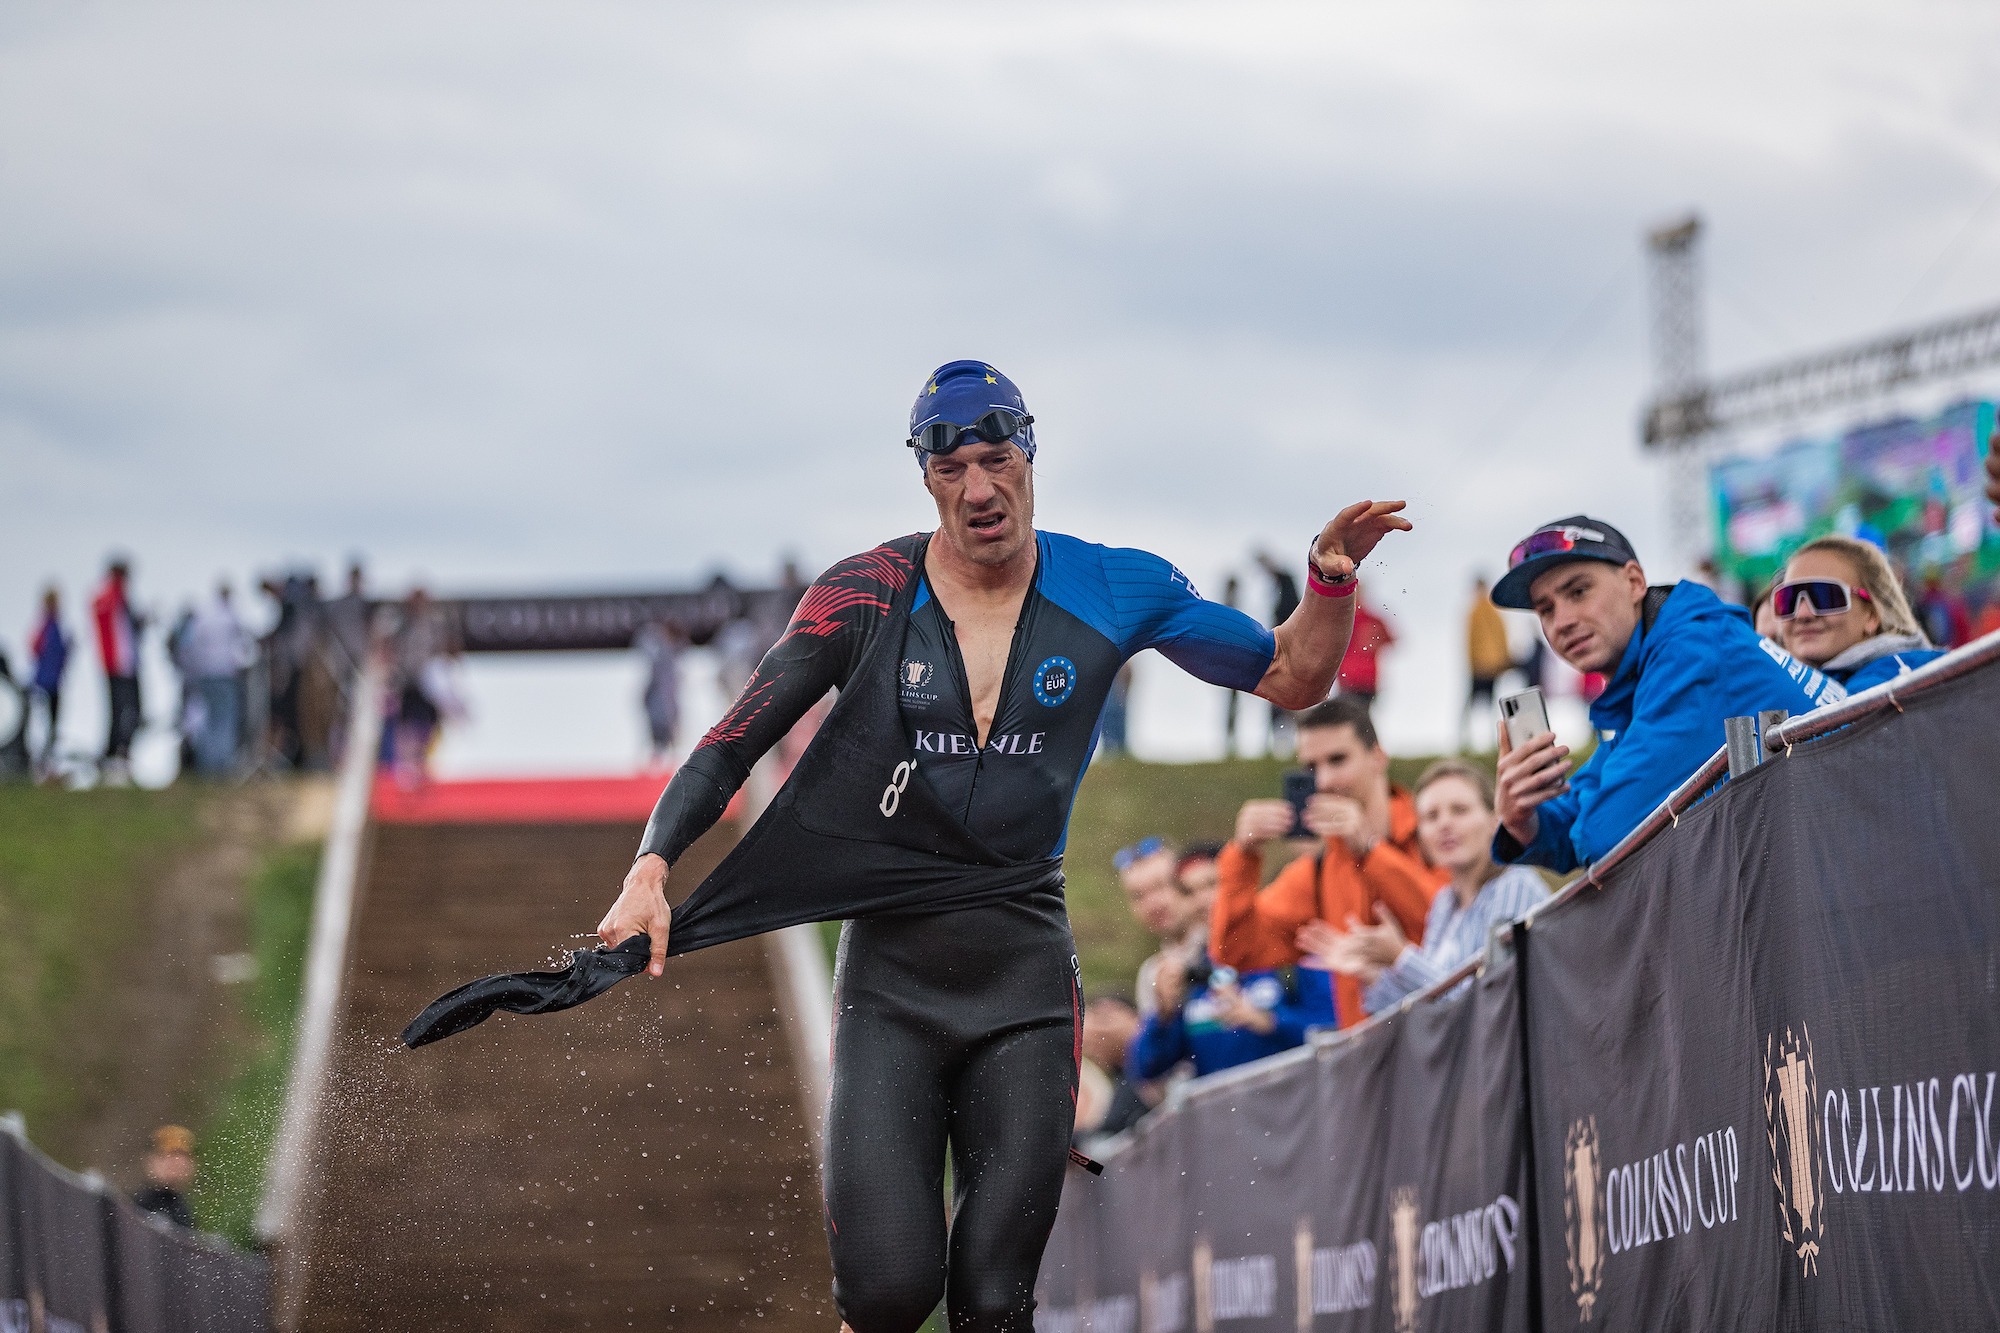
[928,382,937,394]
[985,373,997,384]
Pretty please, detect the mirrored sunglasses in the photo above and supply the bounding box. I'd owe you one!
[1508,524,1607,570]
[1772,579,1870,620]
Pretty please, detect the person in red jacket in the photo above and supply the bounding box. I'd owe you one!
[1209,694,1446,1028]
[91,558,146,781]
[1335,588,1394,708]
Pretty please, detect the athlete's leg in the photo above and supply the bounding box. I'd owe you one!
[824,995,951,1332]
[943,1022,1078,1332]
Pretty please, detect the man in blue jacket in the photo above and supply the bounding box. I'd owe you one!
[1128,955,1336,1081]
[1491,516,1844,873]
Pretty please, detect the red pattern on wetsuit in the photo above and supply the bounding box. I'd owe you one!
[642,540,917,866]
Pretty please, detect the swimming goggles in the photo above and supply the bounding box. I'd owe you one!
[1772,579,1870,619]
[907,409,1034,456]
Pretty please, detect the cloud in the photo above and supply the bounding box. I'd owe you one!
[3,0,1998,765]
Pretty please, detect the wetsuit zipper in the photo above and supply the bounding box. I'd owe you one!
[930,541,1044,824]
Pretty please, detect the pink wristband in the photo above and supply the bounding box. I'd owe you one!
[1307,562,1358,597]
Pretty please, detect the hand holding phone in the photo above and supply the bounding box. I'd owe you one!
[1281,769,1316,838]
[1499,687,1552,751]
[1495,686,1570,846]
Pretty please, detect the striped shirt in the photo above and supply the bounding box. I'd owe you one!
[1362,865,1549,1014]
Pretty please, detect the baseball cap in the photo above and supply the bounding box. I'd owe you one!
[1491,516,1640,610]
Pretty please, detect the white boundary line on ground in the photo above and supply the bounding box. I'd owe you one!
[255,656,384,1319]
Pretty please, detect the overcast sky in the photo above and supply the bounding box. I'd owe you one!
[7,0,2000,776]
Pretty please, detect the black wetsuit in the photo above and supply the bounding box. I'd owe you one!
[639,531,1273,1332]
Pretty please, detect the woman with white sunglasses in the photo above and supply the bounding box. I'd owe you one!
[1775,536,1944,693]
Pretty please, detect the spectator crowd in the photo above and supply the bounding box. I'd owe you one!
[1076,445,2000,1148]
[4,554,468,788]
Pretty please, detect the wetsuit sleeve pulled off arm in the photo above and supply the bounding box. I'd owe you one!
[636,547,906,866]
[1102,545,1275,690]
[1209,843,1316,971]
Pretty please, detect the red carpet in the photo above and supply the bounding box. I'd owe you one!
[370,771,740,825]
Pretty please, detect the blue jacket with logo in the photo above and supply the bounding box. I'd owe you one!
[1496,581,1845,874]
[1127,964,1336,1081]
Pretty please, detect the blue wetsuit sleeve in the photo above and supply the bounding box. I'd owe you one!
[1102,545,1275,691]
[1128,1008,1192,1082]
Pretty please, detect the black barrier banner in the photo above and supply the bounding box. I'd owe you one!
[13,1148,110,1333]
[1379,950,1528,1333]
[0,1127,268,1333]
[1523,778,1776,1329]
[107,1199,170,1333]
[1038,947,1525,1333]
[1,1134,23,1323]
[1746,666,2000,1328]
[1526,658,2000,1330]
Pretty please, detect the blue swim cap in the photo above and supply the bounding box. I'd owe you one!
[909,360,1037,472]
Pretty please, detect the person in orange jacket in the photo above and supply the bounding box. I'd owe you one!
[1210,694,1447,1028]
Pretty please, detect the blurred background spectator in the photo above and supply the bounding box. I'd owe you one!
[635,619,685,768]
[1461,575,1511,751]
[1302,759,1547,1015]
[1335,585,1394,711]
[1254,551,1300,756]
[92,557,146,785]
[1126,951,1334,1081]
[385,587,461,789]
[179,580,256,776]
[1220,574,1243,756]
[1210,697,1444,1030]
[1074,993,1148,1150]
[132,1125,197,1229]
[1916,568,1972,650]
[1774,537,1942,691]
[1117,837,1197,1021]
[29,586,70,777]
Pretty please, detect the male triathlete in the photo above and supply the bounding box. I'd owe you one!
[595,360,1410,1333]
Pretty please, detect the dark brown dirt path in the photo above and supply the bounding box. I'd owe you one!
[295,819,834,1332]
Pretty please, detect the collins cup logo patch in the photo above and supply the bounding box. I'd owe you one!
[1033,656,1077,707]
[901,660,934,688]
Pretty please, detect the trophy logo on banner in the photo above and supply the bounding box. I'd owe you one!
[1390,1186,1420,1333]
[1563,1116,1606,1321]
[1764,1023,1826,1276]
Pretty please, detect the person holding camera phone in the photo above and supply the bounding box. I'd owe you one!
[594,360,1412,1333]
[1490,515,1846,873]
[1208,694,1449,1030]
[1126,934,1337,1082]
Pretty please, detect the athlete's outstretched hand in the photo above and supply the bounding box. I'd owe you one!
[599,853,672,978]
[1312,500,1412,579]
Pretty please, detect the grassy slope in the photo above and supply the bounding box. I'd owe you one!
[192,841,319,1247]
[0,783,318,1249]
[0,785,206,1143]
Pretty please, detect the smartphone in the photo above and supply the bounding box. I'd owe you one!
[1281,769,1315,838]
[1499,686,1552,750]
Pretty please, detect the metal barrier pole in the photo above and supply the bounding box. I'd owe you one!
[1724,715,1761,778]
